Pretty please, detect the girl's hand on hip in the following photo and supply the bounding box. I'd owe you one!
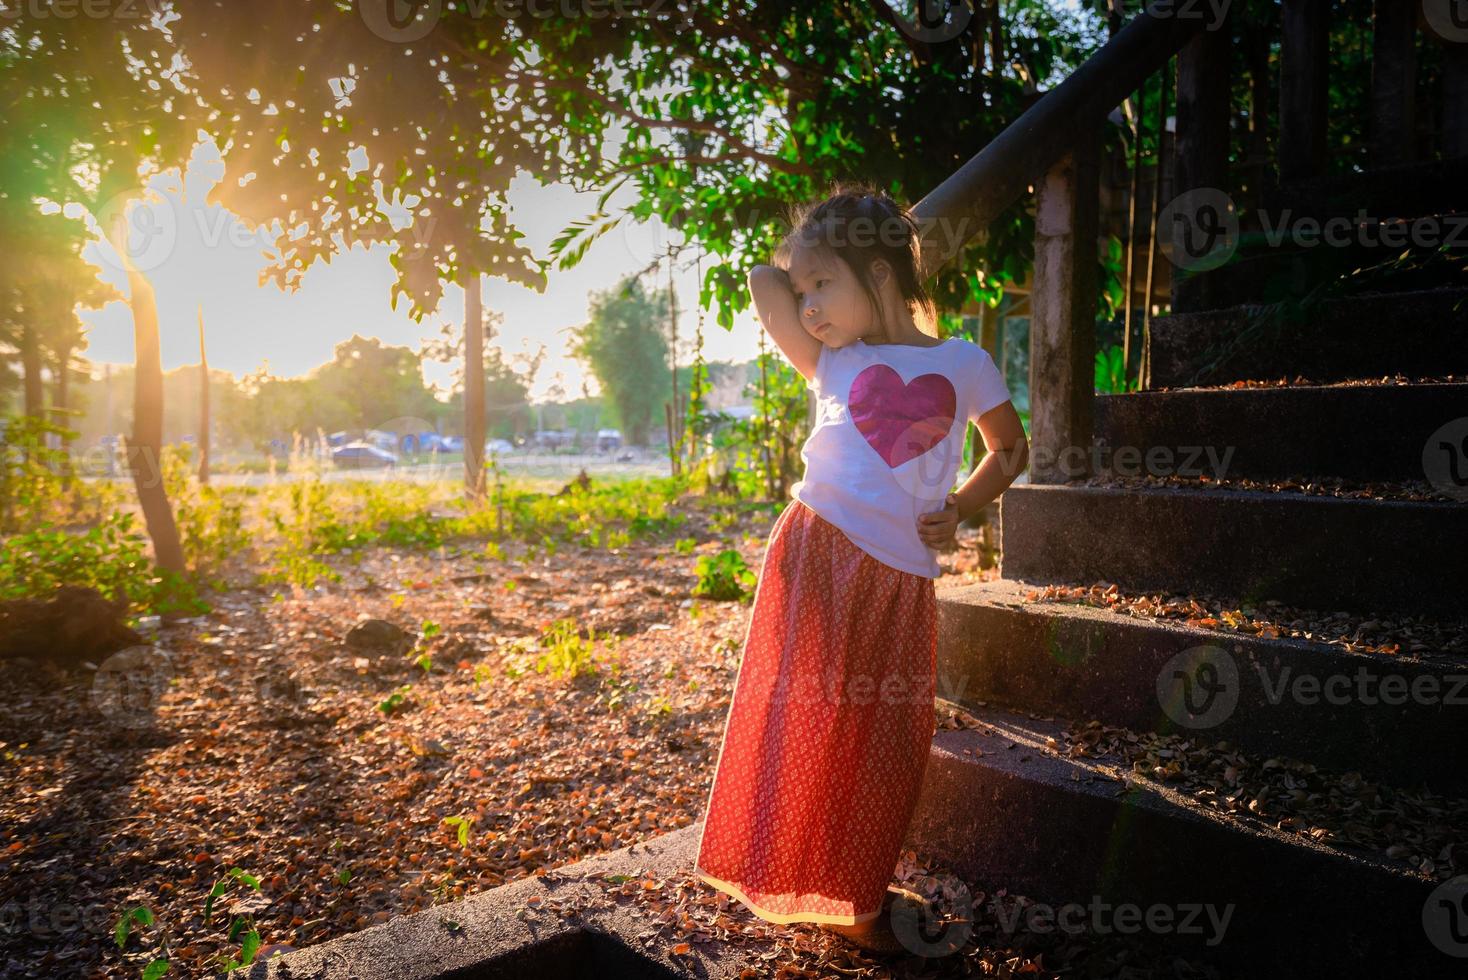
[917,492,961,551]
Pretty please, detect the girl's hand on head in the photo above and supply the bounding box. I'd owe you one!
[916,492,961,552]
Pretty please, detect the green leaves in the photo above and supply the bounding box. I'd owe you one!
[377,685,415,716]
[203,867,261,924]
[219,916,262,970]
[690,548,756,603]
[1094,343,1138,394]
[442,814,476,847]
[0,509,206,616]
[114,905,155,950]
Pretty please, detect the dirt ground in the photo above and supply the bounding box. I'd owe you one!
[0,501,1229,979]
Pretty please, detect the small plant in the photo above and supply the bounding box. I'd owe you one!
[673,536,697,555]
[203,867,261,924]
[111,909,168,974]
[442,814,476,847]
[595,659,636,713]
[645,694,674,721]
[377,685,415,715]
[0,511,206,615]
[534,618,599,680]
[708,508,740,533]
[202,867,263,971]
[162,444,251,578]
[412,620,441,673]
[691,548,756,602]
[217,915,262,971]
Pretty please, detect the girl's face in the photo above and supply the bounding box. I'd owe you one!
[785,245,879,349]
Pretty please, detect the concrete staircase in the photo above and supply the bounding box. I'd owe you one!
[907,168,1468,977]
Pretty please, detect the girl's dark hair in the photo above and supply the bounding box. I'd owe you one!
[772,181,939,340]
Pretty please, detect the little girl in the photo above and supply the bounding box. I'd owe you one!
[692,184,1029,955]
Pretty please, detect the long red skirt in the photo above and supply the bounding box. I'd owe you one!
[693,498,938,926]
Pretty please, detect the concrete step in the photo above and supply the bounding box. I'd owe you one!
[1094,381,1468,483]
[1170,157,1468,314]
[1260,157,1468,223]
[227,826,758,980]
[1171,228,1462,314]
[934,578,1467,795]
[1146,286,1468,388]
[998,483,1467,619]
[904,705,1459,978]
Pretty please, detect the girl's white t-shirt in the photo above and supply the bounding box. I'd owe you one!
[790,337,1013,578]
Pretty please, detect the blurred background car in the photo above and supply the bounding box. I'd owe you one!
[331,441,397,469]
[596,428,622,453]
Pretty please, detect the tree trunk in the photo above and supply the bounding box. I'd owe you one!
[55,344,74,488]
[111,211,186,574]
[20,321,43,419]
[197,304,210,485]
[463,275,486,500]
[54,347,69,419]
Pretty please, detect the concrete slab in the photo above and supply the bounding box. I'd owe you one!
[935,578,1468,794]
[904,709,1453,978]
[221,826,773,980]
[999,482,1468,619]
[1094,382,1468,483]
[1147,286,1468,387]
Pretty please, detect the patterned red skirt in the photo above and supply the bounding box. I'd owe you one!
[694,498,938,926]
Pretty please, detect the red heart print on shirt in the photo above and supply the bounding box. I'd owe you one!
[848,364,957,468]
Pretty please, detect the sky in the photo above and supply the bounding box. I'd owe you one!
[68,136,763,404]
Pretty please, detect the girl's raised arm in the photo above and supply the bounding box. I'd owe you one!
[747,264,822,383]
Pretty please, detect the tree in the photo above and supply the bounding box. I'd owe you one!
[570,276,672,447]
[161,0,1096,380]
[463,277,486,499]
[1,211,118,427]
[197,306,210,484]
[2,8,201,571]
[422,310,536,445]
[34,0,1108,514]
[311,336,445,436]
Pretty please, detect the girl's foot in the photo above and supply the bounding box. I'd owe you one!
[820,886,930,955]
